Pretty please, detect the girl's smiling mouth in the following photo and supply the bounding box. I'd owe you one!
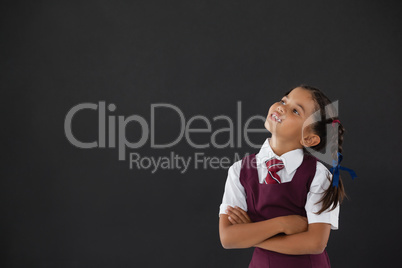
[270,112,282,123]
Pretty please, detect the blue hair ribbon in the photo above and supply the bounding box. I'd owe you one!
[329,152,357,187]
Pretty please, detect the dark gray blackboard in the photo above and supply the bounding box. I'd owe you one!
[2,1,402,267]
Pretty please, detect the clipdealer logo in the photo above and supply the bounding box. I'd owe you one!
[64,101,266,173]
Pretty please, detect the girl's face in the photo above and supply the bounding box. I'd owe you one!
[264,87,317,143]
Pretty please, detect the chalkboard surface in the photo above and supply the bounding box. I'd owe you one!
[3,1,401,267]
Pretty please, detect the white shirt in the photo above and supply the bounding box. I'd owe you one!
[219,138,339,230]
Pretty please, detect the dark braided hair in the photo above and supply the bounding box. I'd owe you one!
[284,84,347,214]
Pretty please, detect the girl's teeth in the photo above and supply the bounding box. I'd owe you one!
[273,114,281,122]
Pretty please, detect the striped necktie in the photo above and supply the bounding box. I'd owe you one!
[265,158,285,184]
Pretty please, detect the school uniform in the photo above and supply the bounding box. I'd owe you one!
[219,138,338,267]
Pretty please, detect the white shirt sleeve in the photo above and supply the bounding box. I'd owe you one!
[305,161,340,230]
[218,160,248,216]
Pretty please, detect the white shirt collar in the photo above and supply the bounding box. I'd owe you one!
[256,138,304,175]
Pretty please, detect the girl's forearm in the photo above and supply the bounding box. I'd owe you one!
[219,216,284,249]
[254,224,330,255]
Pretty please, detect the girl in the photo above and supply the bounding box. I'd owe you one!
[219,85,356,267]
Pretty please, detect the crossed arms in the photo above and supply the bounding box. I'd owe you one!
[219,206,331,255]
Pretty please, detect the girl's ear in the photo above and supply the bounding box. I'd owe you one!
[300,134,321,148]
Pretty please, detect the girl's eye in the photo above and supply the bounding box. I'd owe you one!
[280,100,299,115]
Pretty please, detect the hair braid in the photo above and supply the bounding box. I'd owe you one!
[285,84,347,214]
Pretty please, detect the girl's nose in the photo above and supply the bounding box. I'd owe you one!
[277,105,284,114]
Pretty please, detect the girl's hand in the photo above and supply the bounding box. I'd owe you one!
[225,206,252,225]
[279,215,308,235]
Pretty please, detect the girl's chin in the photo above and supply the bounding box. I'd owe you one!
[265,120,280,131]
[264,122,271,131]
